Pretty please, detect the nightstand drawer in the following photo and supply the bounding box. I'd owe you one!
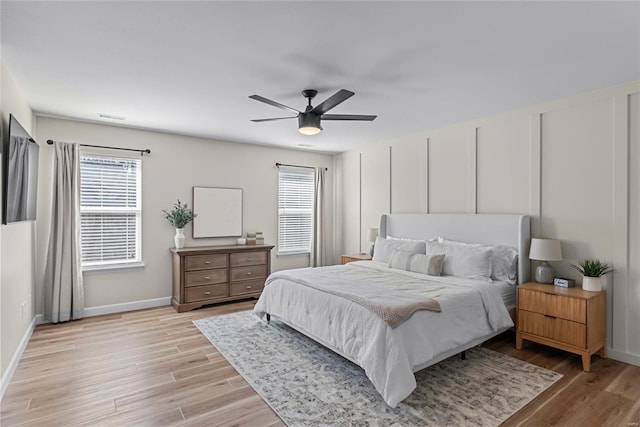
[519,288,586,323]
[185,254,228,271]
[185,269,228,287]
[185,284,227,302]
[229,279,265,296]
[518,310,586,348]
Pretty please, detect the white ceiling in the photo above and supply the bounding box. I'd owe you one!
[1,1,639,153]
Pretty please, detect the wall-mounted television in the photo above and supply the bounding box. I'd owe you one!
[2,114,39,224]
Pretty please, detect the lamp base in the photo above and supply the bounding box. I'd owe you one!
[535,261,555,284]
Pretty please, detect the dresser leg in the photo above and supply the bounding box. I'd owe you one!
[516,333,523,350]
[581,353,592,372]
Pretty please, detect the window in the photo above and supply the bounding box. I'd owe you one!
[278,168,314,255]
[79,153,142,269]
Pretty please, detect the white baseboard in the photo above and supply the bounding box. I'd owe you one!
[35,296,172,325]
[607,347,640,367]
[1,316,36,401]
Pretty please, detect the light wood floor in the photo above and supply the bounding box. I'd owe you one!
[1,300,638,426]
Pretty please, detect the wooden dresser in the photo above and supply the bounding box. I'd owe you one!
[516,282,606,372]
[171,245,274,312]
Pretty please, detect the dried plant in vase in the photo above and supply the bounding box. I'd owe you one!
[162,200,196,249]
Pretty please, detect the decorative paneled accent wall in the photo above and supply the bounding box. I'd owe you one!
[334,81,640,366]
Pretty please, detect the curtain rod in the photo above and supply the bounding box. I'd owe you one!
[46,139,151,156]
[275,162,327,171]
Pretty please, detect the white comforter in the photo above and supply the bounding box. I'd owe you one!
[253,261,514,407]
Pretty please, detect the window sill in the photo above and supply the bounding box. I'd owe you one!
[276,251,310,257]
[83,262,145,274]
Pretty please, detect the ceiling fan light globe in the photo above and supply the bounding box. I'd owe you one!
[298,126,321,135]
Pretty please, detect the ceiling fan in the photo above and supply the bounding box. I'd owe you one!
[249,89,377,135]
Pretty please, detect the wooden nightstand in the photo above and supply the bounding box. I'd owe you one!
[516,282,606,372]
[341,253,372,264]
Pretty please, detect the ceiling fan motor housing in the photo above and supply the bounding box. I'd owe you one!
[298,113,322,132]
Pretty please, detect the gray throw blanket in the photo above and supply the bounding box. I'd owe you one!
[265,264,441,328]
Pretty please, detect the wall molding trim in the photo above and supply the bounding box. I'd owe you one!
[35,297,172,325]
[0,315,36,401]
[607,348,640,368]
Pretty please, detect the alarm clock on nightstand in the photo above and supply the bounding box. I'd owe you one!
[553,277,576,288]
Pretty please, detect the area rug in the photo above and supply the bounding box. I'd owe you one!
[194,311,561,426]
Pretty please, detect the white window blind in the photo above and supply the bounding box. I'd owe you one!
[80,154,142,268]
[278,168,314,254]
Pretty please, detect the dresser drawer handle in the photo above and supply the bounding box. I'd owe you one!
[544,314,557,319]
[247,257,252,261]
[246,272,252,275]
[204,291,211,295]
[204,261,211,264]
[246,285,253,289]
[203,276,211,280]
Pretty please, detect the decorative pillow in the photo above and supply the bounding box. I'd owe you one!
[438,237,518,285]
[408,254,445,276]
[372,237,426,265]
[426,240,492,280]
[388,250,415,270]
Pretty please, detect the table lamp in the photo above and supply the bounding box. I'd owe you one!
[529,238,562,284]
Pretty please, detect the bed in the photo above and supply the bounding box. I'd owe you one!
[254,213,530,407]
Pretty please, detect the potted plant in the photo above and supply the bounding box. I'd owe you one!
[162,200,196,249]
[570,258,613,292]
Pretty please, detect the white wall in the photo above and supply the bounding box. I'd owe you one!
[34,117,334,312]
[335,81,640,366]
[0,60,37,392]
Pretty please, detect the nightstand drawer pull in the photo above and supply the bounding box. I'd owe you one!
[544,314,557,319]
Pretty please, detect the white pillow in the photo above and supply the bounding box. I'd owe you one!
[387,250,415,270]
[388,250,445,276]
[408,253,445,276]
[372,237,426,265]
[426,240,492,280]
[438,237,518,285]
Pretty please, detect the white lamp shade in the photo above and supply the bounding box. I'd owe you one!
[367,228,379,243]
[529,238,563,261]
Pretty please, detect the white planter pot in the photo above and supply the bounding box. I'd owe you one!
[582,276,602,292]
[174,228,185,249]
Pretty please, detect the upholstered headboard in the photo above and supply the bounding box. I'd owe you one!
[379,214,531,284]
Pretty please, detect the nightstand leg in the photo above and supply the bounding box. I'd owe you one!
[581,353,591,372]
[598,347,606,359]
[516,333,523,350]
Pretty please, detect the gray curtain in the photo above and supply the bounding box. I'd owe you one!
[43,142,84,322]
[5,136,30,222]
[311,167,326,267]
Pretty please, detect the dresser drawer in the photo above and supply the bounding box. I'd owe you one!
[230,251,267,267]
[230,265,267,282]
[185,269,228,287]
[519,288,586,323]
[185,284,227,303]
[185,254,228,271]
[229,279,265,296]
[518,310,586,348]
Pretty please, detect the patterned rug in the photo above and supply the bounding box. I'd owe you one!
[194,311,561,426]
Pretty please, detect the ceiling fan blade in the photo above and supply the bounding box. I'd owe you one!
[321,114,377,121]
[251,117,297,122]
[249,95,301,114]
[310,89,355,115]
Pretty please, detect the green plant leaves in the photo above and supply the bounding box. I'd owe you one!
[570,258,613,277]
[162,199,196,228]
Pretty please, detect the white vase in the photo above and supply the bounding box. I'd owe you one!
[174,228,185,249]
[582,276,602,292]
